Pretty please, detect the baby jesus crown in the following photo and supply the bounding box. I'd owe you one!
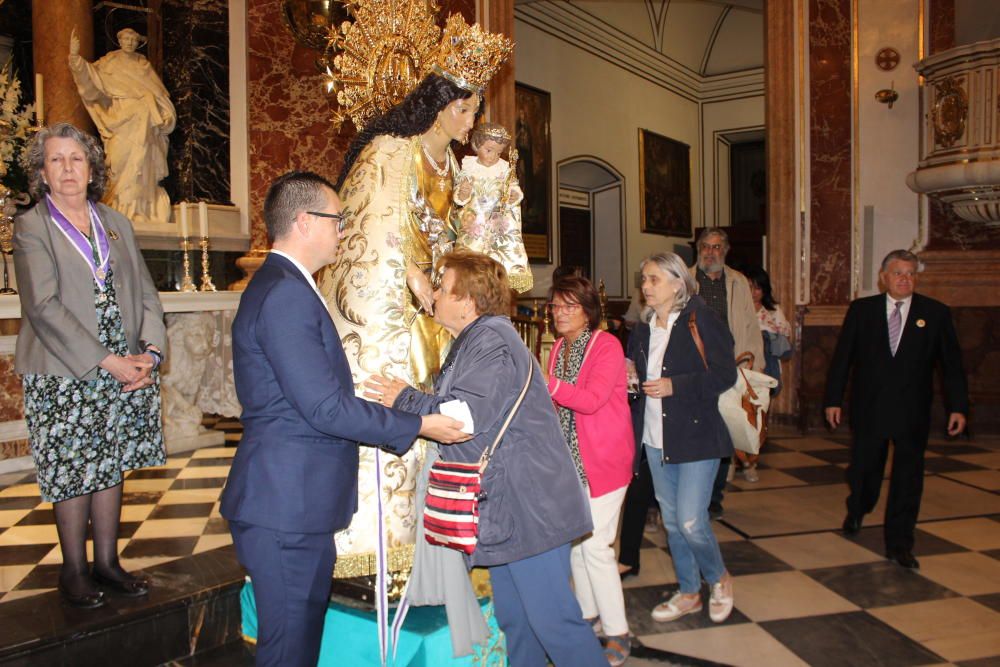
[432,14,513,93]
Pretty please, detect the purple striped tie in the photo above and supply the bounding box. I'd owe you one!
[888,301,903,356]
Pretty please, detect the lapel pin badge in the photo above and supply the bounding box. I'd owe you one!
[108,229,120,241]
[916,319,926,328]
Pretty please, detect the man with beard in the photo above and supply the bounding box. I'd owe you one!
[688,228,762,519]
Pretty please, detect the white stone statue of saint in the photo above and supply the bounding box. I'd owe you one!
[69,27,176,226]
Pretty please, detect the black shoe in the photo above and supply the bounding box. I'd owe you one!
[619,566,639,580]
[58,582,106,609]
[842,514,862,535]
[886,548,920,569]
[92,568,150,597]
[708,504,724,521]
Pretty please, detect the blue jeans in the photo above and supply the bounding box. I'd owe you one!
[646,446,727,593]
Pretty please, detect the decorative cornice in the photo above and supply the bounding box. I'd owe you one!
[515,2,763,103]
[917,250,1000,307]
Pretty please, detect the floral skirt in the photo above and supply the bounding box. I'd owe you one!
[21,268,164,503]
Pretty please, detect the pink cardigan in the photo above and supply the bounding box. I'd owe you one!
[547,330,635,498]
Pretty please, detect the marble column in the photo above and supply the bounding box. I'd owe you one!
[31,0,94,131]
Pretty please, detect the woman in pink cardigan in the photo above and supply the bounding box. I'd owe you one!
[546,275,636,667]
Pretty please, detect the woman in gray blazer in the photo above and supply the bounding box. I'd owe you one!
[13,123,166,608]
[367,250,605,667]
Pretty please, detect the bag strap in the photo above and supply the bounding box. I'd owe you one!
[688,310,709,370]
[478,365,533,473]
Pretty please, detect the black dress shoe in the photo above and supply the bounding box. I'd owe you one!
[886,548,920,569]
[619,566,639,580]
[92,569,150,597]
[842,514,862,535]
[58,583,106,609]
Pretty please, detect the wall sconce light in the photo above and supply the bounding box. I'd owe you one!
[875,82,899,109]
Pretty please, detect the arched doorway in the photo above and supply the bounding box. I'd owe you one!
[556,157,627,298]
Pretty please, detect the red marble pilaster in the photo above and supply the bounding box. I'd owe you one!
[0,355,24,424]
[808,0,853,304]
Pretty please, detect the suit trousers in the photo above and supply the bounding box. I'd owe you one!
[490,543,607,667]
[230,521,336,667]
[617,452,655,570]
[846,433,927,551]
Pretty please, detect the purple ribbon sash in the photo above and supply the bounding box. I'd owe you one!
[45,195,111,289]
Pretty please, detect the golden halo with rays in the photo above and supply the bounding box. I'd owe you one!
[328,0,441,130]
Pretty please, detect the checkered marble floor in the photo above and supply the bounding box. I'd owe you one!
[2,424,999,666]
[0,416,243,604]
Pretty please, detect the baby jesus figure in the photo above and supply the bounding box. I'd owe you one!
[453,123,533,293]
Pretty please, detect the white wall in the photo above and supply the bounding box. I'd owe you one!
[515,19,701,297]
[856,0,922,295]
[700,96,765,228]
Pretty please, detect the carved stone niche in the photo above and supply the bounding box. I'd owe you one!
[907,38,1000,225]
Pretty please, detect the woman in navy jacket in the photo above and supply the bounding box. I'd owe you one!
[627,252,738,625]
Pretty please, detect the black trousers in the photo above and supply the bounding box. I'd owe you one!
[710,457,731,508]
[845,432,927,551]
[617,454,655,570]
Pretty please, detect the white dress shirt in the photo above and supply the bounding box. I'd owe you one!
[885,293,913,329]
[642,311,679,450]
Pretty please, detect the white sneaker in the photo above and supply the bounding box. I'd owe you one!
[651,591,702,622]
[709,577,734,623]
[743,465,759,483]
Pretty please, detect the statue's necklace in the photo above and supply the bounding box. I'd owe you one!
[421,143,450,192]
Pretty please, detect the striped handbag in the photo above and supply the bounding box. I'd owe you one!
[423,369,532,555]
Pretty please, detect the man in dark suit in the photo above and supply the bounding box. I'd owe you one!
[824,249,968,570]
[220,171,468,666]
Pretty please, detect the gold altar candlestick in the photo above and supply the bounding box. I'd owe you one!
[179,238,197,292]
[199,237,217,292]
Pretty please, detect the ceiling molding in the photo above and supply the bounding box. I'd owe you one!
[700,5,731,76]
[515,2,763,102]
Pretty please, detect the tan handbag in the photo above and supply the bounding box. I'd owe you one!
[688,312,777,455]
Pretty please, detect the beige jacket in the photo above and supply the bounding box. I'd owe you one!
[689,264,764,370]
[13,200,165,380]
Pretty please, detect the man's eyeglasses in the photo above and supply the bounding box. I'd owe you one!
[547,302,582,313]
[308,211,347,234]
[699,243,725,252]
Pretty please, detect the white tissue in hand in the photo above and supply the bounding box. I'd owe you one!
[439,400,474,434]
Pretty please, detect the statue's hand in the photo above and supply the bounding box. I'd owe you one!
[406,263,435,315]
[456,179,473,202]
[69,28,80,57]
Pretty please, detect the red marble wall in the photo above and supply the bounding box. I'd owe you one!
[246,0,476,249]
[808,0,852,304]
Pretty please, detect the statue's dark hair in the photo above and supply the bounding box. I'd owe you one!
[336,74,479,189]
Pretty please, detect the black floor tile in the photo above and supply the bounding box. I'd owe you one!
[846,525,968,558]
[121,537,199,559]
[166,640,255,666]
[718,541,794,576]
[127,468,182,480]
[781,465,849,485]
[926,444,992,456]
[956,658,1000,667]
[148,503,216,520]
[203,517,230,535]
[0,543,58,566]
[187,457,235,467]
[805,560,959,608]
[623,584,751,637]
[970,592,1000,613]
[924,457,988,473]
[761,611,944,667]
[118,520,142,539]
[14,509,54,526]
[806,448,853,464]
[122,491,165,505]
[983,549,1000,562]
[170,478,227,490]
[0,496,41,510]
[12,563,61,590]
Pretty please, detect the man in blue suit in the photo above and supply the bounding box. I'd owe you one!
[221,171,468,666]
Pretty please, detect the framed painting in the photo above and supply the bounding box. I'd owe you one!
[515,82,552,263]
[638,129,692,237]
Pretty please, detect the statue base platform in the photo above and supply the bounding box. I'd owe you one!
[164,429,225,456]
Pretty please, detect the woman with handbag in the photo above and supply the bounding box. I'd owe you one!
[546,275,634,666]
[365,249,605,667]
[627,252,738,624]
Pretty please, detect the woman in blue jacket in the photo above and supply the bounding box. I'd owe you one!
[628,252,738,624]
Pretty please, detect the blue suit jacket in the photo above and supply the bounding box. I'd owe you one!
[220,253,421,534]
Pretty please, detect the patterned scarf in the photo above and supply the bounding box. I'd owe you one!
[555,328,592,487]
